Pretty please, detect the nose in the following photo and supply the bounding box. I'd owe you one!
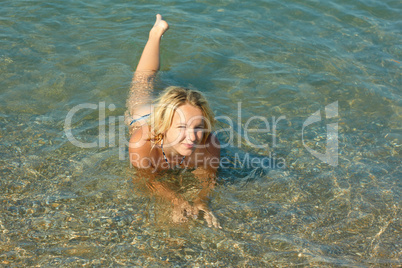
[186,128,197,142]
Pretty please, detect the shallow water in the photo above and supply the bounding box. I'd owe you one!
[1,0,401,266]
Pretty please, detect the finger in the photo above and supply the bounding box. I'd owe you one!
[172,212,184,223]
[192,205,199,219]
[211,214,222,229]
[204,212,213,228]
[181,202,194,217]
[172,207,188,223]
[196,204,212,224]
[204,211,221,229]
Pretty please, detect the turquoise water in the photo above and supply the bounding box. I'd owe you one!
[1,0,401,266]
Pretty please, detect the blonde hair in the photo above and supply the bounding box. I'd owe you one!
[150,86,214,144]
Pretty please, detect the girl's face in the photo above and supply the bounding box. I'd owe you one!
[164,103,205,156]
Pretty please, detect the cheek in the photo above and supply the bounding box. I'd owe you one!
[178,130,186,140]
[165,129,174,142]
[196,130,204,140]
[166,128,185,142]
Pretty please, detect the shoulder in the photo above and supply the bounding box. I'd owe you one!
[129,125,153,168]
[195,133,220,172]
[205,133,220,158]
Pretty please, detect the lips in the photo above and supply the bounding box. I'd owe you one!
[182,143,194,149]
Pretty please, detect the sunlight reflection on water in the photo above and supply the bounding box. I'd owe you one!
[0,0,400,266]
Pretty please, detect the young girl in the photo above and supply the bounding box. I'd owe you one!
[126,15,221,228]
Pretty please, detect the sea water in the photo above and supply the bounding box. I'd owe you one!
[1,0,400,266]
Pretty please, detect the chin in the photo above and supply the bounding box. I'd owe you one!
[179,146,195,156]
[181,149,194,156]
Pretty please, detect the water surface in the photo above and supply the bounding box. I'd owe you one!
[1,0,401,266]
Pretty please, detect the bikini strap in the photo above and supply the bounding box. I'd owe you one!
[161,138,185,168]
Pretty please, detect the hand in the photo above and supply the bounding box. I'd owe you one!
[171,199,196,223]
[192,200,221,229]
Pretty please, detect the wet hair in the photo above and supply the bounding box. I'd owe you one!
[150,86,214,144]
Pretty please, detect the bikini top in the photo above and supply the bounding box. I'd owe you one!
[130,113,185,168]
[130,113,151,125]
